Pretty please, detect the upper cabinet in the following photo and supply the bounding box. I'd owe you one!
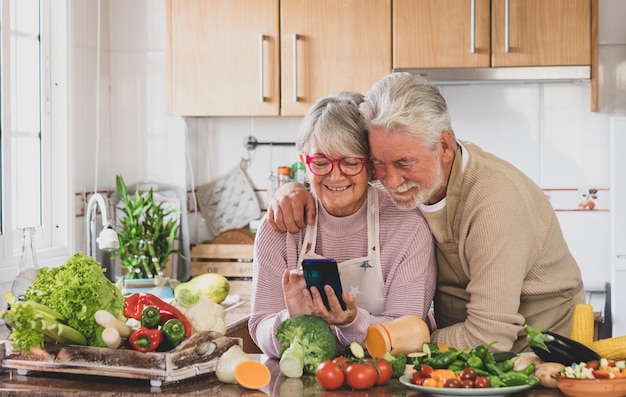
[167,0,596,116]
[280,0,391,116]
[167,0,391,117]
[393,0,592,69]
[166,0,280,116]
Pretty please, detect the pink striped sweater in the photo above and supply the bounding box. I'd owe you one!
[248,186,437,358]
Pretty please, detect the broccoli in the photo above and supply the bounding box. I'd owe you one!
[383,352,408,378]
[275,315,336,377]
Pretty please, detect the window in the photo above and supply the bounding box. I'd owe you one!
[10,0,42,230]
[0,0,69,282]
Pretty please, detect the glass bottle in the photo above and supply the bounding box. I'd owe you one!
[11,227,39,302]
[291,161,307,185]
[277,166,292,188]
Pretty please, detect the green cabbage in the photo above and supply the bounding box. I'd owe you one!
[23,252,125,347]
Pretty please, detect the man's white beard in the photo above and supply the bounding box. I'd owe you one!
[387,162,444,210]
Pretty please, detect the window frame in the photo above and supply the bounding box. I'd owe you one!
[0,0,70,283]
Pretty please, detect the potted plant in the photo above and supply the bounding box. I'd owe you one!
[112,174,183,280]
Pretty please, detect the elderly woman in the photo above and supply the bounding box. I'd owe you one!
[248,92,436,358]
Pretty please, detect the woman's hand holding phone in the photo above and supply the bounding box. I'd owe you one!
[301,259,358,325]
[281,268,310,317]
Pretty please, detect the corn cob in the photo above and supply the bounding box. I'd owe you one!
[590,336,626,360]
[570,304,626,360]
[570,304,595,346]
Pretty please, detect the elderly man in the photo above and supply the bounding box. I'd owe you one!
[268,73,585,353]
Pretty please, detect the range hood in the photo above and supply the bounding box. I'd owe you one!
[393,66,591,85]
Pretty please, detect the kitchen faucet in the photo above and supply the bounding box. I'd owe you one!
[86,193,119,258]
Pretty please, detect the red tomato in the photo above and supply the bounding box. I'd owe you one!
[474,376,491,388]
[443,378,462,388]
[458,368,476,381]
[344,362,378,390]
[419,364,434,378]
[316,361,345,390]
[370,358,392,385]
[332,356,349,371]
[587,360,600,370]
[410,372,425,385]
[592,369,611,379]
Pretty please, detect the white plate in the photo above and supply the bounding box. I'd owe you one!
[399,374,533,397]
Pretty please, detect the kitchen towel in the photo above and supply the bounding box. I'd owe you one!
[196,161,261,236]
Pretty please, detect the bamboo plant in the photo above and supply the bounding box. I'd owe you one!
[112,174,182,279]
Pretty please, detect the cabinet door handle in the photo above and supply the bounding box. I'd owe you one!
[259,34,265,102]
[504,0,510,53]
[470,0,475,54]
[292,33,298,102]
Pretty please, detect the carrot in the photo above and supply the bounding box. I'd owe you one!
[233,360,271,389]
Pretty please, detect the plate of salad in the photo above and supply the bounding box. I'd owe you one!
[399,374,533,397]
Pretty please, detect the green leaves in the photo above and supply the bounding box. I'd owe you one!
[21,253,125,347]
[113,175,183,279]
[1,300,87,354]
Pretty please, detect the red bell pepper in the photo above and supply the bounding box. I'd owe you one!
[124,293,192,338]
[129,327,163,353]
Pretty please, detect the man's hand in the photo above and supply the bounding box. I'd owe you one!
[267,182,316,233]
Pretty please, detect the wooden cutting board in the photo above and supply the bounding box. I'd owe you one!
[0,331,241,387]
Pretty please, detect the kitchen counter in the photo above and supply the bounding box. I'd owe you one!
[0,326,568,397]
[0,350,569,397]
[0,323,566,397]
[0,288,567,397]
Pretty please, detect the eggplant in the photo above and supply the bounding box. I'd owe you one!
[524,325,600,365]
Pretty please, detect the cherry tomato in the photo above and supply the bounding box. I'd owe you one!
[419,364,435,378]
[344,362,378,390]
[586,360,600,370]
[459,367,477,381]
[316,360,345,390]
[443,378,462,388]
[460,379,474,388]
[410,372,425,385]
[592,369,611,379]
[369,358,393,385]
[474,376,491,388]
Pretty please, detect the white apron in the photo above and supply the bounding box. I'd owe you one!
[297,187,385,315]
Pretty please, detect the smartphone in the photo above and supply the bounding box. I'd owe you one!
[301,258,346,310]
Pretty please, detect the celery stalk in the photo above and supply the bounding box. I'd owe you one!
[1,300,87,354]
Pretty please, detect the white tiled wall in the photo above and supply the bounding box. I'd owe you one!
[66,0,626,332]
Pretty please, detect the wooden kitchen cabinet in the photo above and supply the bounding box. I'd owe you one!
[166,0,280,116]
[166,0,391,117]
[393,0,592,69]
[280,0,391,116]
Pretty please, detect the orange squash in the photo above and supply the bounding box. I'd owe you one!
[233,360,271,390]
[365,315,431,358]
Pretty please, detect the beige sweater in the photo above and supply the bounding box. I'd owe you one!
[423,141,585,352]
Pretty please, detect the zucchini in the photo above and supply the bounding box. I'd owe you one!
[422,342,439,359]
[407,351,428,365]
[344,341,365,359]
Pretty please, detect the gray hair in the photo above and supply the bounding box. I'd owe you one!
[359,73,454,150]
[296,92,369,158]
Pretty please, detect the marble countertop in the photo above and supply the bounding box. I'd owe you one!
[0,347,567,397]
[0,286,566,396]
